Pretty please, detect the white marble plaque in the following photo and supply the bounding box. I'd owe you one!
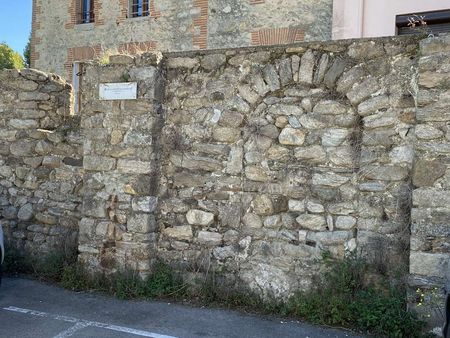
[99,82,137,100]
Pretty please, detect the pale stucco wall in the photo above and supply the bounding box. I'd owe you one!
[333,0,450,40]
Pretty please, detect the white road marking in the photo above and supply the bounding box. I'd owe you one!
[3,306,179,338]
[53,322,90,338]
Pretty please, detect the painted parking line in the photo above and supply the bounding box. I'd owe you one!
[3,306,179,338]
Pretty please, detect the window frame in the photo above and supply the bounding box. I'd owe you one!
[77,0,95,24]
[129,0,150,18]
[396,9,450,36]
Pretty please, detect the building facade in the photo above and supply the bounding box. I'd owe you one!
[30,0,333,78]
[333,0,450,40]
[31,0,450,79]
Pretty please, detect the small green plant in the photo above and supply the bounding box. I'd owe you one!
[283,253,426,338]
[416,287,446,321]
[61,261,186,300]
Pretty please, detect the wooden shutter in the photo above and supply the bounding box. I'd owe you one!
[143,0,149,16]
[132,0,139,17]
[89,0,94,22]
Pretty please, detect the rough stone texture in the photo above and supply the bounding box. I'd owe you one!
[409,36,450,327]
[4,35,449,320]
[0,69,81,255]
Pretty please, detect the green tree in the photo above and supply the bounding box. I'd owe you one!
[0,43,25,70]
[23,34,31,68]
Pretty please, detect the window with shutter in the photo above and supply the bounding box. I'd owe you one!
[130,0,149,18]
[78,0,95,24]
[396,10,450,36]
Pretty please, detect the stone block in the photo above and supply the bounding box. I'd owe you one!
[128,213,156,234]
[10,140,35,156]
[335,216,356,230]
[362,166,409,181]
[322,128,350,146]
[312,173,349,187]
[245,166,269,182]
[163,225,193,241]
[242,213,263,228]
[263,64,280,92]
[109,54,135,65]
[298,50,315,85]
[278,128,306,146]
[410,252,449,278]
[296,214,326,231]
[415,125,444,140]
[288,199,305,212]
[201,54,226,71]
[18,203,33,221]
[181,155,222,172]
[347,77,380,105]
[117,159,151,174]
[307,231,353,245]
[413,159,447,187]
[132,196,158,213]
[166,57,199,69]
[84,156,116,171]
[413,188,450,208]
[213,127,241,143]
[8,119,38,129]
[294,146,327,163]
[186,209,214,226]
[197,231,223,246]
[313,100,347,115]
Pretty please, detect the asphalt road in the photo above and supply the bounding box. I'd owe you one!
[0,277,363,338]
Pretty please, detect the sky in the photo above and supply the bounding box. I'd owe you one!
[0,0,33,55]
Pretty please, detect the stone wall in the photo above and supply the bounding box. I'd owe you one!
[157,38,420,298]
[76,35,436,300]
[0,69,82,255]
[77,54,163,273]
[2,34,449,315]
[409,34,450,323]
[32,0,332,78]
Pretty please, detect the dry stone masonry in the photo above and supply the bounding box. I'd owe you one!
[1,35,449,317]
[0,69,82,254]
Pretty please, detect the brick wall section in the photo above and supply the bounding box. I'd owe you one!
[150,0,161,19]
[65,0,78,29]
[119,41,158,54]
[192,0,209,49]
[117,0,128,23]
[65,45,102,79]
[30,0,42,68]
[251,27,305,46]
[93,0,105,26]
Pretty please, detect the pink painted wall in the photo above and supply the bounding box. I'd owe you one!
[333,0,450,39]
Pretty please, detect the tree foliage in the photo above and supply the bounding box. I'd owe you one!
[23,34,31,68]
[0,43,25,70]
